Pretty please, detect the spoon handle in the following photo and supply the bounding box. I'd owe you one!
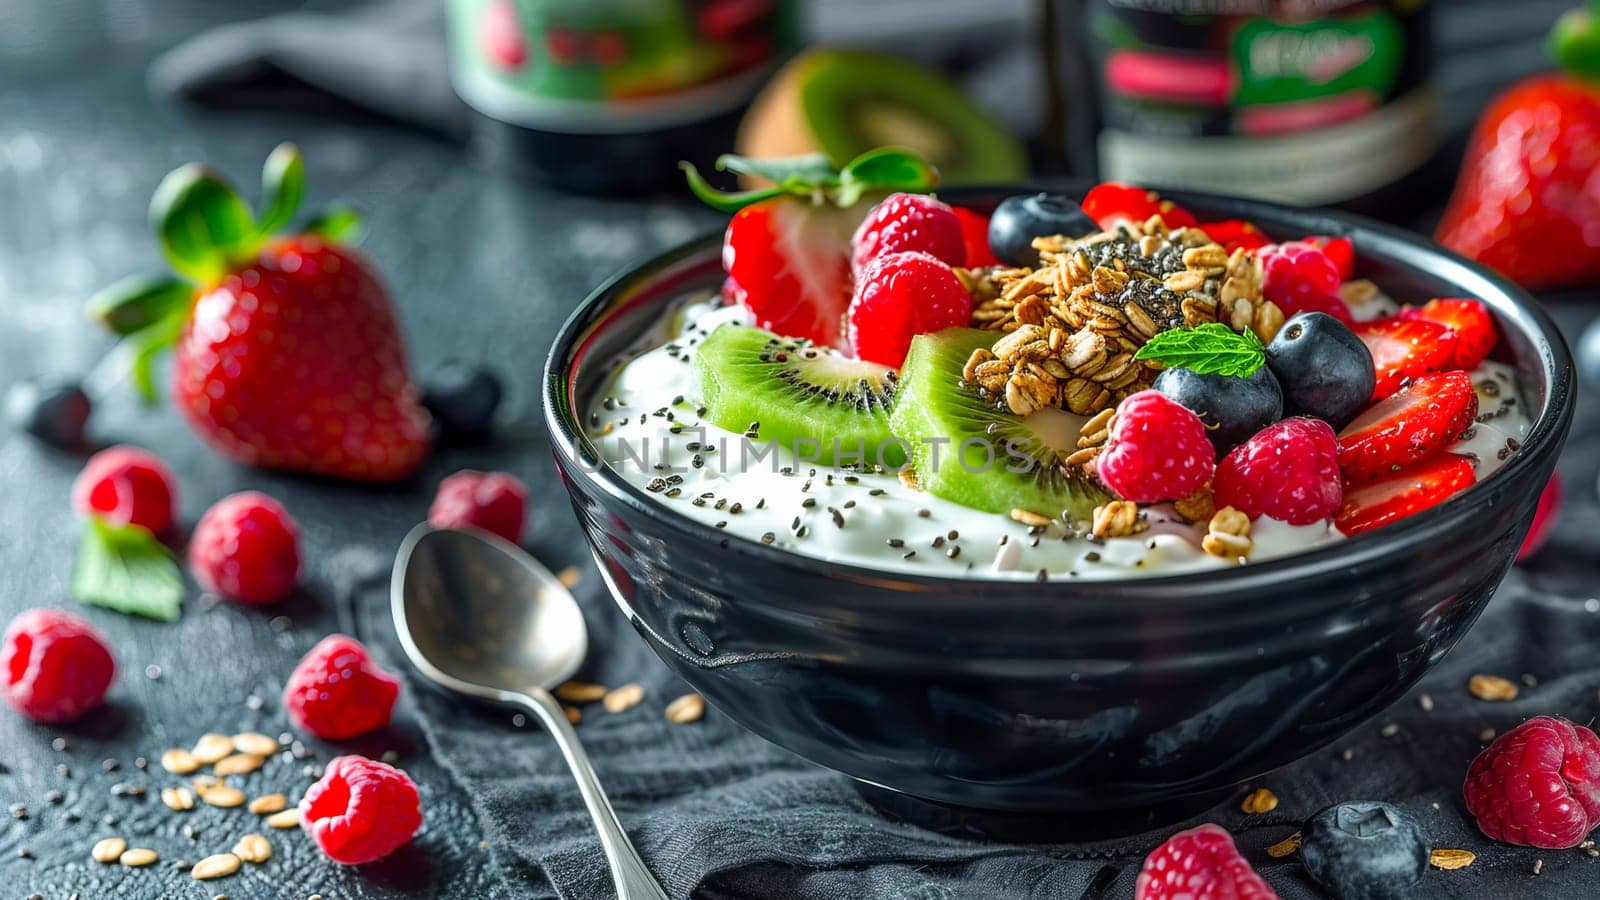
[517,688,670,900]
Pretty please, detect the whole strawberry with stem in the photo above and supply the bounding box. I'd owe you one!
[1435,3,1600,290]
[88,144,430,481]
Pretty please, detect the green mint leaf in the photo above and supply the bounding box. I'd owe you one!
[1133,323,1266,377]
[256,142,306,238]
[835,147,939,207]
[87,274,192,336]
[303,205,363,244]
[71,518,182,622]
[149,163,257,283]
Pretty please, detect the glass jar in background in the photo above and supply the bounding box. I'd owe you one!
[447,0,797,194]
[1059,0,1437,207]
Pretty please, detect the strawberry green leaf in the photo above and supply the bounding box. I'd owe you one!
[126,310,187,404]
[71,517,182,622]
[303,205,363,244]
[680,162,787,213]
[835,148,939,207]
[149,164,256,283]
[256,142,305,238]
[682,146,940,212]
[1552,7,1600,81]
[86,274,192,336]
[1133,323,1266,377]
[714,152,838,187]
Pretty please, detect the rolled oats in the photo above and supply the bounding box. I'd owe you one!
[191,734,234,765]
[1203,507,1253,559]
[213,754,264,777]
[265,809,301,830]
[161,787,196,812]
[233,834,271,864]
[665,693,705,724]
[1430,848,1475,870]
[1468,674,1518,702]
[247,794,286,815]
[1240,787,1278,814]
[1173,487,1216,523]
[603,683,645,714]
[119,847,159,868]
[1092,501,1145,539]
[161,749,200,775]
[554,681,608,703]
[1265,832,1301,858]
[231,733,279,757]
[192,853,242,881]
[92,837,127,864]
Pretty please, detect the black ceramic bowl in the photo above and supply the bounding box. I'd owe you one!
[543,187,1574,839]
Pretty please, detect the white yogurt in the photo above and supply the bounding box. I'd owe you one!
[581,297,1530,581]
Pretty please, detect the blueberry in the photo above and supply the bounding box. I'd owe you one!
[1300,801,1427,900]
[4,377,90,449]
[987,193,1098,267]
[1153,364,1282,455]
[421,360,503,444]
[1265,312,1375,430]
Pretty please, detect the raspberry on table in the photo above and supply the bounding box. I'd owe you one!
[283,634,400,740]
[2,609,116,723]
[1260,243,1353,324]
[427,470,528,545]
[846,251,973,368]
[1214,417,1343,525]
[1464,715,1600,849]
[300,754,422,864]
[70,444,177,534]
[1095,390,1216,504]
[188,492,301,606]
[850,192,966,276]
[1136,823,1279,900]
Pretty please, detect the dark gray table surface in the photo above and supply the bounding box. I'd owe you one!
[1,2,1596,899]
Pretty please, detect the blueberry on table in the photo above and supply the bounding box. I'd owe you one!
[1265,312,1376,430]
[1300,801,1427,900]
[1153,365,1282,455]
[421,360,503,444]
[987,193,1098,267]
[4,377,90,449]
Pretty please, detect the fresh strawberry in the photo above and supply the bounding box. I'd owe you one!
[723,200,852,346]
[850,192,965,276]
[1337,371,1479,483]
[953,206,1001,267]
[1198,219,1270,254]
[87,145,430,481]
[1336,453,1476,536]
[1399,298,1497,370]
[1307,236,1356,281]
[1081,183,1198,229]
[1260,243,1353,324]
[1351,316,1458,400]
[1436,73,1600,291]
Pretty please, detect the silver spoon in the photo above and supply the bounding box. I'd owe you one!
[392,524,669,900]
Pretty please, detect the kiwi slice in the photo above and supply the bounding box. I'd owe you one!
[737,50,1027,185]
[694,324,906,469]
[890,328,1109,520]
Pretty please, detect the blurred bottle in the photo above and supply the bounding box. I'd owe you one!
[447,0,798,194]
[1056,0,1437,208]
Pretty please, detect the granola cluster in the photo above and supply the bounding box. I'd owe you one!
[957,216,1284,417]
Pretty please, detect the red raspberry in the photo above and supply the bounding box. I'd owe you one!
[1214,417,1343,525]
[953,206,1001,267]
[1095,390,1215,504]
[850,193,966,276]
[188,492,301,606]
[300,755,422,864]
[846,251,973,368]
[1307,235,1356,281]
[1464,715,1600,849]
[427,470,528,544]
[284,634,400,740]
[70,445,176,534]
[2,609,115,723]
[1260,243,1353,324]
[1136,823,1278,900]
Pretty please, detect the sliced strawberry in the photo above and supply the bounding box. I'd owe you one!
[1351,316,1458,400]
[722,199,852,347]
[1337,371,1478,483]
[953,206,1000,267]
[1198,219,1271,254]
[1307,236,1356,280]
[1081,183,1198,230]
[1399,298,1497,370]
[1336,453,1476,536]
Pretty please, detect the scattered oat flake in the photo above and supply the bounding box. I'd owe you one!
[1468,674,1518,701]
[120,848,159,867]
[161,749,201,775]
[557,566,582,588]
[666,693,705,724]
[554,681,608,703]
[233,834,271,864]
[213,753,264,776]
[1240,787,1278,814]
[265,809,301,830]
[192,734,234,764]
[1479,727,1498,742]
[1430,848,1475,870]
[1266,832,1302,858]
[248,794,286,815]
[1418,693,1434,712]
[192,853,242,881]
[161,787,196,811]
[564,705,582,725]
[603,683,645,713]
[1533,858,1544,875]
[92,837,127,863]
[202,786,246,808]
[231,733,278,757]
[1380,723,1400,738]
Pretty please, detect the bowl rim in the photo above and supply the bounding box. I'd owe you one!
[542,185,1575,600]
